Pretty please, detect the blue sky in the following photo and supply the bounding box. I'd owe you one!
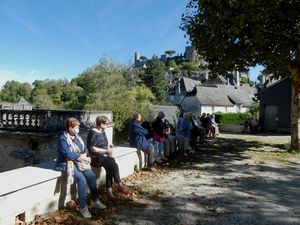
[0,0,262,88]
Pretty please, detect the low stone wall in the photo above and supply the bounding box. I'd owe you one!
[0,125,113,173]
[218,124,244,133]
[0,146,145,225]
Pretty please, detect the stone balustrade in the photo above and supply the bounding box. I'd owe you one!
[0,109,112,132]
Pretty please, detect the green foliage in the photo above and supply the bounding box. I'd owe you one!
[214,112,252,125]
[181,0,300,77]
[0,80,32,103]
[248,102,260,118]
[165,50,176,57]
[180,60,199,76]
[141,55,167,103]
[167,59,180,74]
[31,79,77,109]
[73,58,155,144]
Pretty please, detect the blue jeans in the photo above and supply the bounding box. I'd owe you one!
[154,141,164,157]
[74,166,98,209]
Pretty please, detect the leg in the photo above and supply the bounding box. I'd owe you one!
[83,169,98,201]
[73,166,87,209]
[142,143,155,167]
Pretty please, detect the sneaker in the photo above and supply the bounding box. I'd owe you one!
[149,166,157,172]
[160,155,168,161]
[189,150,196,154]
[80,206,92,219]
[91,199,106,209]
[155,157,163,163]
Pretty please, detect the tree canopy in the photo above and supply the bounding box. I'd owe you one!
[181,0,300,77]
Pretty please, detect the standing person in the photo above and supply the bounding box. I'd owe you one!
[128,112,156,171]
[87,116,129,200]
[176,113,184,152]
[179,112,193,156]
[203,113,211,136]
[152,111,168,161]
[208,114,217,139]
[55,117,106,219]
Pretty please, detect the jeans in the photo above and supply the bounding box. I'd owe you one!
[141,143,155,167]
[74,166,98,209]
[154,141,164,157]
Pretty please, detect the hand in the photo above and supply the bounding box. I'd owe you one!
[84,156,91,163]
[107,148,113,157]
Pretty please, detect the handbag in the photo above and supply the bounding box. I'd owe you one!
[75,159,91,172]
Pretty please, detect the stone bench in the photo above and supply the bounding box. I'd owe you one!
[0,146,145,225]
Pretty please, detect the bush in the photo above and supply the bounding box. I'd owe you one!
[214,112,252,125]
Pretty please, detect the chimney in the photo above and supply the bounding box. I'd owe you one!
[262,75,266,84]
[205,73,209,80]
[236,71,240,86]
[134,52,140,66]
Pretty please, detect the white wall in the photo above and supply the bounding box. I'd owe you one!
[201,106,213,114]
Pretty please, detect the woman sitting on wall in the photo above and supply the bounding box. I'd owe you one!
[55,117,106,219]
[87,115,129,200]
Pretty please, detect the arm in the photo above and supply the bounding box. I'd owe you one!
[91,146,112,155]
[58,137,80,161]
[132,123,148,136]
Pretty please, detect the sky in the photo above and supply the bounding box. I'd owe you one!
[0,0,263,88]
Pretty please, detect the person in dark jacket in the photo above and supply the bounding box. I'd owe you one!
[128,112,156,171]
[87,115,129,200]
[152,111,168,160]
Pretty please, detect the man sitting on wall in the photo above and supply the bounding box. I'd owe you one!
[128,112,156,172]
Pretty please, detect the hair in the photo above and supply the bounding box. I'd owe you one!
[158,111,165,118]
[133,112,141,119]
[65,117,80,130]
[146,115,155,123]
[96,115,109,127]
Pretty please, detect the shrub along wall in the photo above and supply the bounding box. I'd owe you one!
[214,112,252,125]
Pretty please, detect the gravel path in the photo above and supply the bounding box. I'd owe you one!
[105,133,300,225]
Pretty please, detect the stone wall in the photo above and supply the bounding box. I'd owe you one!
[0,111,113,172]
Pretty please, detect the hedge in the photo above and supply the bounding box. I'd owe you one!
[214,112,252,125]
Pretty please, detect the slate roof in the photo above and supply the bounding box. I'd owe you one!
[184,85,255,107]
[181,77,201,92]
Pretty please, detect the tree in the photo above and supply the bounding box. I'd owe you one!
[180,60,199,77]
[141,55,167,103]
[74,57,128,110]
[165,50,176,58]
[0,80,32,103]
[181,0,300,150]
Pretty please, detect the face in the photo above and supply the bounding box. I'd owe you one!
[69,125,79,135]
[100,121,109,130]
[136,114,142,123]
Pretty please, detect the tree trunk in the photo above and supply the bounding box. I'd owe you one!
[290,41,300,151]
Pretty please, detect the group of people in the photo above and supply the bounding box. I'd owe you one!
[55,111,217,219]
[243,117,260,134]
[55,116,129,219]
[128,111,172,171]
[199,112,218,139]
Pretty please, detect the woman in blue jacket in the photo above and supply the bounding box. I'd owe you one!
[56,117,106,218]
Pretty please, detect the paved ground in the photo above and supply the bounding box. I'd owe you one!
[105,133,300,225]
[33,133,300,225]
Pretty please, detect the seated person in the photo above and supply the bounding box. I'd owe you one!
[55,117,106,219]
[128,112,156,171]
[87,116,129,200]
